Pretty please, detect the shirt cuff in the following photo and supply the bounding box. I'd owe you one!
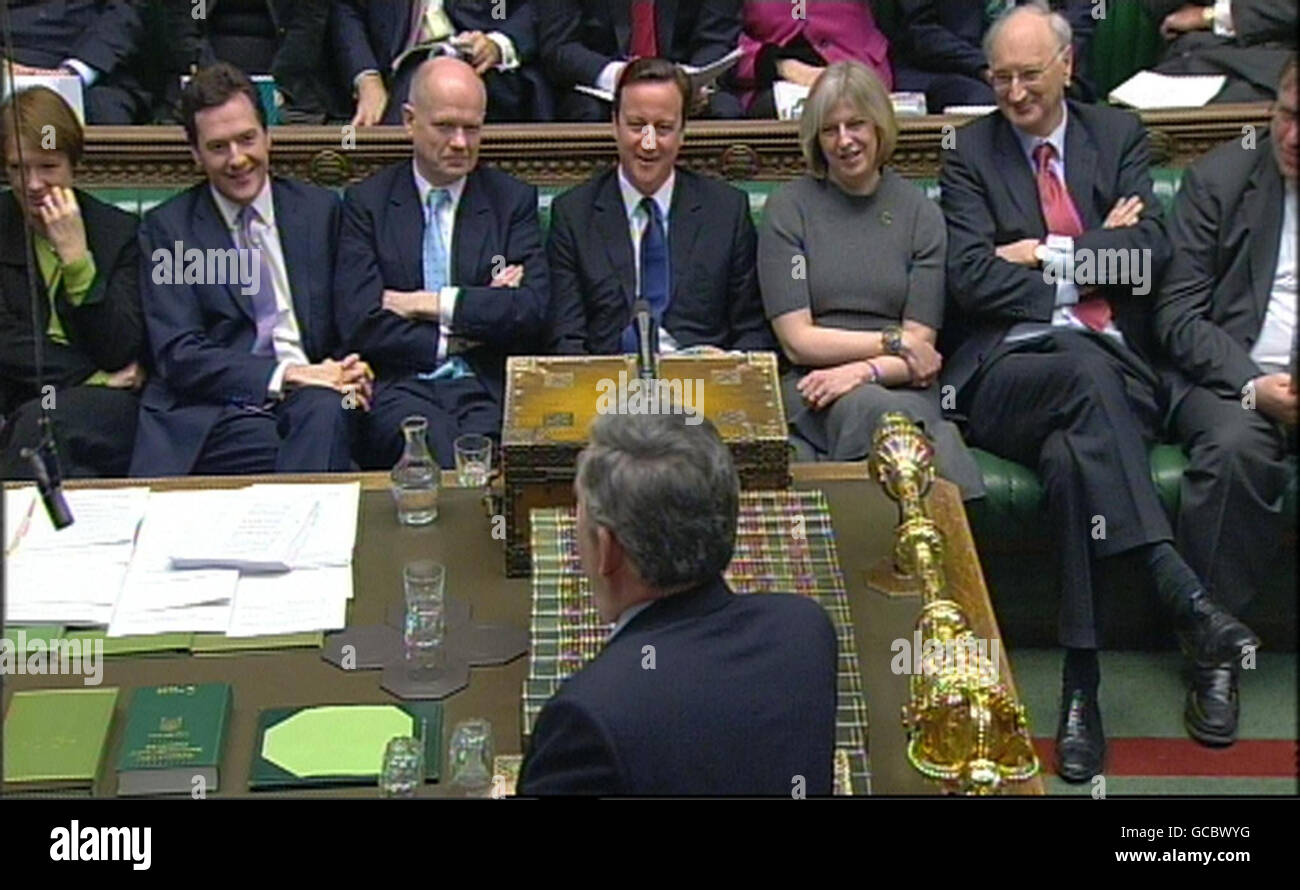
[267,360,292,399]
[596,61,626,95]
[353,68,382,93]
[61,254,98,305]
[61,58,99,87]
[1044,235,1078,306]
[1212,0,1235,36]
[435,287,459,364]
[486,32,519,71]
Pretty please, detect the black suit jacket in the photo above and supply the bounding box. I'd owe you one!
[546,166,773,354]
[7,0,143,75]
[518,575,839,795]
[0,190,141,417]
[537,0,741,90]
[1142,0,1295,98]
[130,177,343,475]
[160,0,331,117]
[897,0,1097,98]
[335,161,549,406]
[939,101,1172,397]
[1154,132,1288,414]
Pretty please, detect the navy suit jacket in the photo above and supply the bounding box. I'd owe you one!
[546,166,774,355]
[938,101,1171,398]
[8,0,142,75]
[130,177,343,476]
[335,161,549,406]
[537,0,741,90]
[518,575,839,795]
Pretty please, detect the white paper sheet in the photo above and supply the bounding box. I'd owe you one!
[224,566,352,637]
[108,570,237,636]
[1108,71,1227,110]
[9,487,150,552]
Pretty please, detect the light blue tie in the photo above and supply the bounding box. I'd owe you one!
[419,187,473,380]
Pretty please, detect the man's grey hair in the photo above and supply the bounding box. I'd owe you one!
[575,411,739,590]
[982,1,1073,61]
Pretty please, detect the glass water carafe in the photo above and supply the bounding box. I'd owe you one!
[391,415,439,525]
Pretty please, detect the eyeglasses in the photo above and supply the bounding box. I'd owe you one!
[988,46,1068,92]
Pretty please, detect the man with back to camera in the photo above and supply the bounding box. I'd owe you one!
[518,410,838,795]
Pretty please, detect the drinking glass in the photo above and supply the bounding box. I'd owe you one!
[403,560,446,672]
[454,434,492,488]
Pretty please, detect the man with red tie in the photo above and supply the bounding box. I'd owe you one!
[938,5,1259,783]
[537,0,744,121]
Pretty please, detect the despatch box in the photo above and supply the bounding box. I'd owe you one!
[500,352,790,576]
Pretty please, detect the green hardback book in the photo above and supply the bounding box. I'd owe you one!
[249,703,443,790]
[2,687,120,795]
[116,683,232,796]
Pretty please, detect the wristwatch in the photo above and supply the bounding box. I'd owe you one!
[1202,4,1216,26]
[1033,242,1051,266]
[881,325,904,357]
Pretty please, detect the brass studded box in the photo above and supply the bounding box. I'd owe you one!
[500,352,790,576]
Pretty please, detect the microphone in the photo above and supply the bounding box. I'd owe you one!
[21,419,72,530]
[633,299,657,382]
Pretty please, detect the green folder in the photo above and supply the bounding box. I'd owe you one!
[192,631,324,655]
[249,703,443,790]
[2,687,120,795]
[63,629,194,656]
[0,625,65,652]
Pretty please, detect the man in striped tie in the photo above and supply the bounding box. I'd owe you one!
[938,4,1259,783]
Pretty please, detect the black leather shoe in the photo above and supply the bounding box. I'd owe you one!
[1176,595,1260,665]
[1055,687,1106,783]
[1185,661,1239,747]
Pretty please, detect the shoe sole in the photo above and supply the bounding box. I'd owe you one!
[1055,751,1106,784]
[1185,714,1237,748]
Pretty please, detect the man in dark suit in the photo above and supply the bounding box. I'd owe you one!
[131,63,372,477]
[894,0,1097,112]
[519,410,838,795]
[158,0,331,122]
[1,87,142,479]
[1141,1,1295,103]
[331,0,550,124]
[939,4,1257,781]
[537,0,743,121]
[1152,57,1297,746]
[2,0,149,124]
[546,57,772,356]
[335,56,548,469]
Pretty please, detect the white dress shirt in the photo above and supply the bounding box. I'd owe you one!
[210,180,309,398]
[1251,182,1297,373]
[1212,0,1236,36]
[607,600,654,642]
[411,159,464,367]
[617,166,680,352]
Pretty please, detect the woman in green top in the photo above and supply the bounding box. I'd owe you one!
[758,61,983,499]
[0,86,144,479]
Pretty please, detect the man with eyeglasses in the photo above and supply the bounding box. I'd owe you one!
[939,3,1259,782]
[1152,57,1297,747]
[335,56,550,469]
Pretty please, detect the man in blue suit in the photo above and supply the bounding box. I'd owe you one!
[331,0,550,124]
[894,0,1097,112]
[518,411,838,795]
[131,63,372,477]
[335,56,549,469]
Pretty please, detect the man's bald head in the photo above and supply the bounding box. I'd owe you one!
[403,56,487,186]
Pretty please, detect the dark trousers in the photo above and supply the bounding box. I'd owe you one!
[1172,384,1296,614]
[360,375,500,469]
[0,386,138,479]
[963,331,1172,649]
[191,387,356,475]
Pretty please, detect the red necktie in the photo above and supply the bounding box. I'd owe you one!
[1033,141,1112,333]
[630,0,658,59]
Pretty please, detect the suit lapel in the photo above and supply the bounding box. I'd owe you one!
[1245,155,1285,326]
[194,188,256,325]
[451,170,493,287]
[271,179,314,357]
[992,118,1042,235]
[1063,110,1100,230]
[391,166,426,290]
[594,171,636,307]
[668,172,700,306]
[611,0,632,56]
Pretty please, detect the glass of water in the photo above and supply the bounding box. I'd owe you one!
[454,434,492,488]
[379,736,424,797]
[448,718,494,795]
[403,560,446,673]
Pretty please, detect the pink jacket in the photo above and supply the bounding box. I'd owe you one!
[735,0,893,106]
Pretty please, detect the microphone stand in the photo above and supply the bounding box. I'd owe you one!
[2,0,74,529]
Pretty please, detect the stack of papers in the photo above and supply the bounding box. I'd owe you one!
[4,482,361,639]
[1109,71,1227,109]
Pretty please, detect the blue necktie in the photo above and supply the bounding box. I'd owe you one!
[419,187,473,380]
[621,196,669,353]
[239,205,277,357]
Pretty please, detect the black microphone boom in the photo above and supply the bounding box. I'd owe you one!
[633,299,657,382]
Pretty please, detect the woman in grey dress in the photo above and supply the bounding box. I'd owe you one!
[758,61,984,499]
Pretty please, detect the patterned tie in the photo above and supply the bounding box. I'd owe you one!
[1033,141,1112,333]
[423,187,451,294]
[622,196,669,353]
[239,204,277,357]
[630,0,658,59]
[412,0,454,47]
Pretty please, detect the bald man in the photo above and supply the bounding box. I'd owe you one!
[335,57,550,468]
